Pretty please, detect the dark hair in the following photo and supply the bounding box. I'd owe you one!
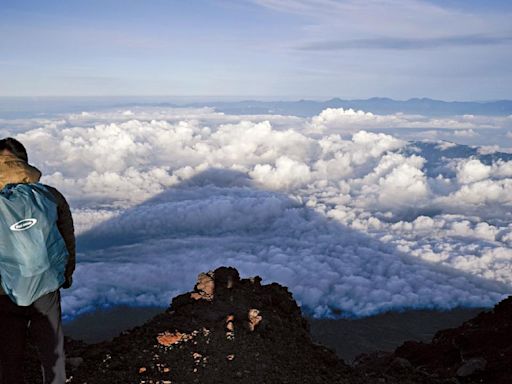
[0,137,28,162]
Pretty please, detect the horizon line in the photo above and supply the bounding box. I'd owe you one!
[0,95,511,103]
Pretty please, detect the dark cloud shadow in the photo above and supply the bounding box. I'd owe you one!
[71,167,509,318]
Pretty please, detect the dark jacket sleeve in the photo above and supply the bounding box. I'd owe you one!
[45,185,76,288]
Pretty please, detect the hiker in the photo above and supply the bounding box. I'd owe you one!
[0,137,76,384]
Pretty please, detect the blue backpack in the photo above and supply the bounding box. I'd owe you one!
[0,182,69,306]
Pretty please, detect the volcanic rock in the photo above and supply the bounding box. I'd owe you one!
[247,308,262,331]
[63,266,357,384]
[22,267,512,384]
[190,271,215,301]
[359,295,512,384]
[456,357,487,377]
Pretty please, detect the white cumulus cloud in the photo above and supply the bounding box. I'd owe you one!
[3,106,511,319]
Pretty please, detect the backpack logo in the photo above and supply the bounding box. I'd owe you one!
[10,218,38,231]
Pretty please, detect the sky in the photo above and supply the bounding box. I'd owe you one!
[1,0,511,100]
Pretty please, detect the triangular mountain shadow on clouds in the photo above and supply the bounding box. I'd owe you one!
[66,168,509,321]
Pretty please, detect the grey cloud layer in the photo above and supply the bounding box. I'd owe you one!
[298,34,512,51]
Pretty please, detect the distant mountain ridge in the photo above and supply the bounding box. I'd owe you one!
[182,97,512,117]
[2,96,511,119]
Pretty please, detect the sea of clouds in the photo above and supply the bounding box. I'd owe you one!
[3,106,512,319]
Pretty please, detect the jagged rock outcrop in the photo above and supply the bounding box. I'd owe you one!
[355,296,512,384]
[395,296,512,383]
[64,267,357,384]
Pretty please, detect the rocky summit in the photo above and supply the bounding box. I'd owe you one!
[22,267,512,384]
[63,267,355,384]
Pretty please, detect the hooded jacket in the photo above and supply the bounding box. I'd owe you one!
[0,153,76,296]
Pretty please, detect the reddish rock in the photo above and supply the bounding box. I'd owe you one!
[190,271,215,301]
[247,309,262,331]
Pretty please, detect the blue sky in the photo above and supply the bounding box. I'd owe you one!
[1,0,511,100]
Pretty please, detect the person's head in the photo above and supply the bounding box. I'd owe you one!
[0,137,28,162]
